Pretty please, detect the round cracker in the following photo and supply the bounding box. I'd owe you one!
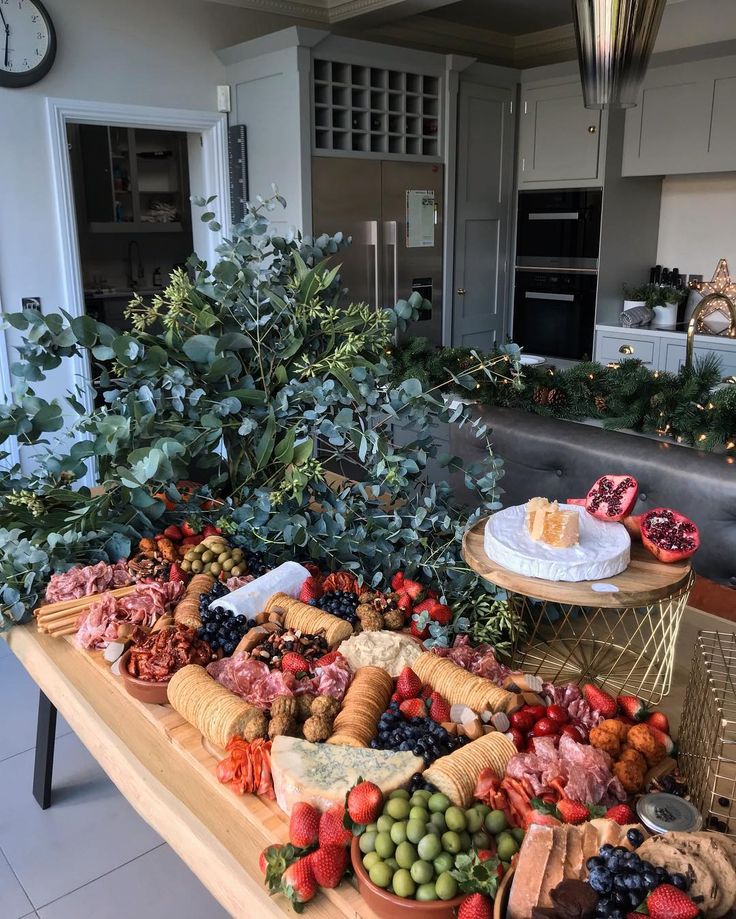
[638,837,720,916]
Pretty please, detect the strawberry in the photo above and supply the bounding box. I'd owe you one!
[315,650,340,668]
[458,892,494,919]
[289,801,321,848]
[428,603,452,625]
[648,724,676,756]
[400,698,427,719]
[162,524,183,541]
[281,652,311,676]
[180,534,203,547]
[412,598,437,615]
[646,884,699,919]
[319,804,351,847]
[168,562,186,583]
[390,571,405,591]
[299,576,323,603]
[396,666,422,700]
[201,524,221,537]
[309,844,348,889]
[582,683,618,718]
[390,691,402,703]
[556,799,591,825]
[401,578,426,601]
[617,694,647,722]
[259,845,278,874]
[476,849,495,862]
[420,684,434,699]
[605,803,636,825]
[347,780,383,826]
[646,711,671,734]
[410,619,430,640]
[397,593,414,613]
[180,519,201,537]
[281,857,316,909]
[429,692,451,723]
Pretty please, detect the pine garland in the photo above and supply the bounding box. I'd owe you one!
[389,340,736,454]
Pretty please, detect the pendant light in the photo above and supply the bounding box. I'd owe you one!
[572,0,667,109]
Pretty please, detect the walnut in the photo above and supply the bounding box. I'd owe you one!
[271,695,299,720]
[243,712,269,742]
[296,693,316,722]
[139,537,157,558]
[303,715,333,743]
[311,695,340,719]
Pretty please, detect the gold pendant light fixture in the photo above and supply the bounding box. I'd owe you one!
[572,0,668,109]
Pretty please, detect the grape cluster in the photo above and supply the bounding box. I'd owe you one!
[196,582,248,656]
[371,701,467,766]
[587,834,690,917]
[408,771,437,795]
[315,590,359,624]
[244,550,269,578]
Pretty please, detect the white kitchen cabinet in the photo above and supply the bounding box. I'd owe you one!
[662,337,736,378]
[519,81,603,187]
[622,55,736,176]
[594,329,659,366]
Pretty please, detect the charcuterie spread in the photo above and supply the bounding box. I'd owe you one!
[21,471,710,919]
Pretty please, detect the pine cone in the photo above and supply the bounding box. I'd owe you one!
[533,386,551,406]
[594,394,607,413]
[547,388,566,408]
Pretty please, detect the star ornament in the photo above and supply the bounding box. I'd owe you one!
[700,258,736,298]
[696,258,736,336]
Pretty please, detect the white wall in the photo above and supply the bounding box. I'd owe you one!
[0,0,302,441]
[656,172,736,278]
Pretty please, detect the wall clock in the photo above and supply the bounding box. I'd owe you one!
[0,0,56,88]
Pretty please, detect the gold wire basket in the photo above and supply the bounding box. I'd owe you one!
[678,631,736,837]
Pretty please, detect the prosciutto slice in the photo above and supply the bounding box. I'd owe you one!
[76,581,184,650]
[45,560,133,603]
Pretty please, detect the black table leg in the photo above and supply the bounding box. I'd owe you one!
[33,690,57,810]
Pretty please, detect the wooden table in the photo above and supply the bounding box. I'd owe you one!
[463,517,695,704]
[7,624,377,919]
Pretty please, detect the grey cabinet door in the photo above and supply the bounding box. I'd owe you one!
[452,81,514,349]
[519,82,602,185]
[707,74,736,169]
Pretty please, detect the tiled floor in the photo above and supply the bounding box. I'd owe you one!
[0,607,730,919]
[0,644,229,919]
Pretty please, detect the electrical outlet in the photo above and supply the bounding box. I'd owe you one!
[22,297,42,312]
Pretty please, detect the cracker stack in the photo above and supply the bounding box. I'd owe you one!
[423,732,517,807]
[327,666,393,748]
[167,664,260,749]
[265,593,353,648]
[173,573,215,629]
[412,653,514,714]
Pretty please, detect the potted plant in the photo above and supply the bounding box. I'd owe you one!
[622,283,655,312]
[651,286,685,328]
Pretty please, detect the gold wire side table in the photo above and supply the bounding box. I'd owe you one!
[462,517,694,705]
[678,631,736,837]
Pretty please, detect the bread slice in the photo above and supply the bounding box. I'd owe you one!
[507,824,554,919]
[538,826,569,907]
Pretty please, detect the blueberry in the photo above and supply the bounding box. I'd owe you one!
[654,867,668,883]
[600,844,614,857]
[608,911,625,919]
[588,867,613,894]
[670,873,689,890]
[661,776,675,793]
[627,828,644,848]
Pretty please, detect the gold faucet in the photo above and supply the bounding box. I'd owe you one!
[685,293,736,371]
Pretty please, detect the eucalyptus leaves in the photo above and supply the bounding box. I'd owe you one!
[0,194,513,632]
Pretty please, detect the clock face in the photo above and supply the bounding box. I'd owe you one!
[0,0,56,88]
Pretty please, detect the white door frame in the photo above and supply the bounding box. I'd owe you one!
[45,98,231,486]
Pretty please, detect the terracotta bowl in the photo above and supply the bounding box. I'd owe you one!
[117,648,171,705]
[351,838,515,919]
[351,837,464,919]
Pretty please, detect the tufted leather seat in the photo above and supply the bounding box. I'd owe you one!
[451,406,736,586]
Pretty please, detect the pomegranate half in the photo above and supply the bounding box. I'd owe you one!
[639,507,700,563]
[584,474,639,522]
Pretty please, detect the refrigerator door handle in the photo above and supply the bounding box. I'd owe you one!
[367,220,380,311]
[385,220,398,308]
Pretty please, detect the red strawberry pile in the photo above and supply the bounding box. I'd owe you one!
[393,665,451,723]
[583,684,677,757]
[506,702,589,752]
[391,572,453,640]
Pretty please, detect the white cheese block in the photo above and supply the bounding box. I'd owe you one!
[484,504,630,582]
[270,736,423,815]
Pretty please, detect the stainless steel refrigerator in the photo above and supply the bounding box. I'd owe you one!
[312,158,444,346]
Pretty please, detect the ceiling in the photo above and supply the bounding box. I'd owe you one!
[429,0,573,36]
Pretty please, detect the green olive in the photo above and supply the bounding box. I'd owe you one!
[180,559,192,572]
[209,562,221,576]
[201,550,214,563]
[230,565,242,577]
[191,560,203,573]
[231,549,244,562]
[193,543,206,555]
[221,558,234,572]
[184,551,196,562]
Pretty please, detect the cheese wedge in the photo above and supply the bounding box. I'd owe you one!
[507,824,554,919]
[538,826,569,908]
[270,736,423,815]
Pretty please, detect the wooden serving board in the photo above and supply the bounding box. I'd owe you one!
[7,625,380,919]
[463,516,692,608]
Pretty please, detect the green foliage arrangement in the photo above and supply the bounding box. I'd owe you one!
[391,338,736,454]
[0,194,515,632]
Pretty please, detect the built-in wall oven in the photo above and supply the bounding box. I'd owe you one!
[513,189,602,360]
[516,189,602,270]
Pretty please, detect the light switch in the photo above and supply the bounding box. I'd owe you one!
[217,85,231,113]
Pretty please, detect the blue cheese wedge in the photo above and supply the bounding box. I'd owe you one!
[271,736,423,815]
